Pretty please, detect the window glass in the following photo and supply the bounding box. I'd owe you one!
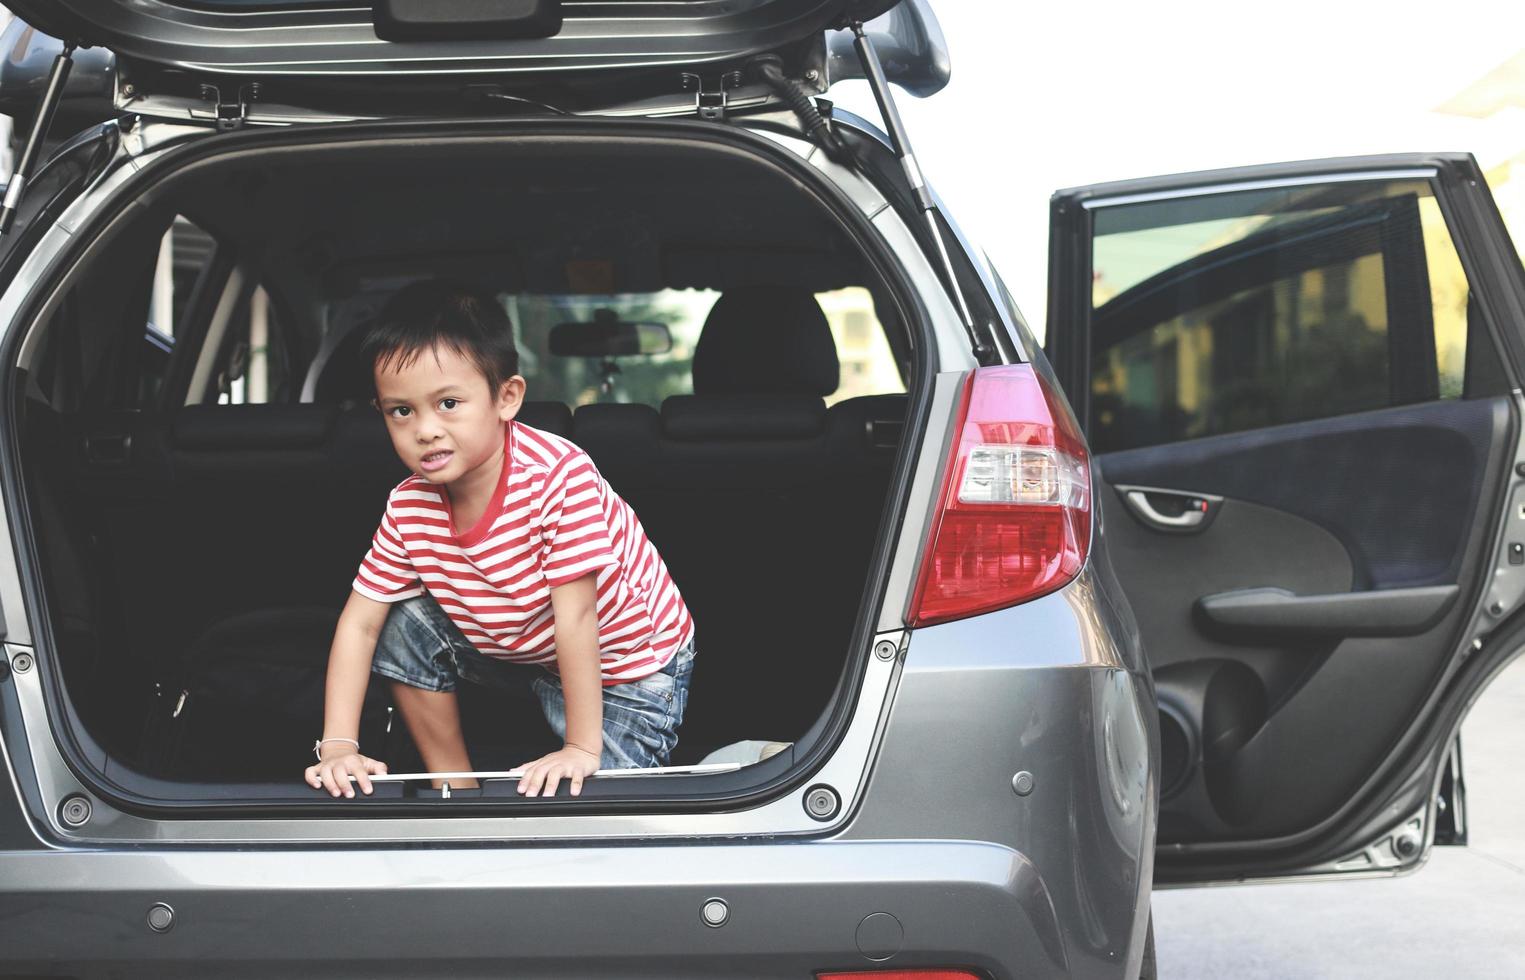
[505,286,902,408]
[37,215,213,412]
[1422,195,1468,399]
[819,288,905,405]
[137,217,212,408]
[215,284,298,405]
[1088,179,1475,454]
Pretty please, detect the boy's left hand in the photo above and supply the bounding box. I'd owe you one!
[516,744,600,797]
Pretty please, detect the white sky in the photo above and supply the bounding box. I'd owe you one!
[829,0,1525,338]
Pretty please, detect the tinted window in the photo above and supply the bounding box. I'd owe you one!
[137,217,212,408]
[212,284,301,405]
[301,284,902,409]
[508,286,901,408]
[1088,179,1474,453]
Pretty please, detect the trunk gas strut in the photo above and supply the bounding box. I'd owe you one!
[0,40,77,236]
[849,20,994,364]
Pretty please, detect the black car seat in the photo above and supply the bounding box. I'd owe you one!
[575,286,885,761]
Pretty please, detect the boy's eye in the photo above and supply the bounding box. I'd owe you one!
[439,398,459,411]
[387,406,412,419]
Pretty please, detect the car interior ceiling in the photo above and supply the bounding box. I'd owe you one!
[15,137,913,784]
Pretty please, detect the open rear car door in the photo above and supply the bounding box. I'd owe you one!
[1046,153,1525,883]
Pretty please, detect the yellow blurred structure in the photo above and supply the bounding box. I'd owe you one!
[1438,49,1525,255]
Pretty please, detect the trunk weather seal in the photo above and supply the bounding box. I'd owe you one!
[0,115,938,827]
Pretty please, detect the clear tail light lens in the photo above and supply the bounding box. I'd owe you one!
[908,364,1092,627]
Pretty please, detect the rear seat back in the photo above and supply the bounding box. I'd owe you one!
[573,287,905,759]
[164,398,573,617]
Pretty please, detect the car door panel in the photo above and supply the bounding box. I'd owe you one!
[1097,396,1512,841]
[1047,153,1523,880]
[1101,397,1504,590]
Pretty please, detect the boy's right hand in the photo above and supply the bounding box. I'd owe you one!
[305,751,388,798]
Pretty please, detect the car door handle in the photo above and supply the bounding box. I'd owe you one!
[1196,585,1460,638]
[1116,485,1221,533]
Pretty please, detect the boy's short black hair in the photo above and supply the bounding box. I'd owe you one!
[361,279,520,394]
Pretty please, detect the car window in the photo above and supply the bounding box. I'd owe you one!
[300,284,902,409]
[29,214,214,413]
[505,285,902,408]
[1087,178,1482,454]
[135,217,213,408]
[210,283,301,405]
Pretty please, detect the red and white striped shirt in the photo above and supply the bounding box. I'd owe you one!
[353,421,693,684]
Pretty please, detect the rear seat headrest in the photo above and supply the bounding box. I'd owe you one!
[662,394,825,441]
[514,401,575,439]
[692,287,839,397]
[313,319,374,406]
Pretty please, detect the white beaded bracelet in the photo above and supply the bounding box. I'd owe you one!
[313,737,359,761]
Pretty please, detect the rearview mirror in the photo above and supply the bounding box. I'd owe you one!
[549,310,673,357]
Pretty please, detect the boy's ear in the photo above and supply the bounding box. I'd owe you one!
[496,375,527,422]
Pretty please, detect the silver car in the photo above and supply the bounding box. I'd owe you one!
[0,1,1519,977]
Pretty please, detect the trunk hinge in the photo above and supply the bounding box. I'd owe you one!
[849,22,992,363]
[0,41,78,236]
[681,71,741,121]
[199,82,261,132]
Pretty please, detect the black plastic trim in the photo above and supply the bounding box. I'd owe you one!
[1196,585,1460,638]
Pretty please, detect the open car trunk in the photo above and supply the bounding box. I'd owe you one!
[10,119,928,809]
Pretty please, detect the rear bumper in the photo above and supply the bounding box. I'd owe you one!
[0,839,1094,979]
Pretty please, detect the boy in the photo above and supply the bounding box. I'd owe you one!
[303,280,695,799]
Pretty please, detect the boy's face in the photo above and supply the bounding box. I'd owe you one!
[373,343,524,487]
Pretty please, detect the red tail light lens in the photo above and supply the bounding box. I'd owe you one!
[908,364,1092,627]
[817,971,985,980]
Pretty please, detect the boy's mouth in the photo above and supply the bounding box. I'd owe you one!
[419,449,454,473]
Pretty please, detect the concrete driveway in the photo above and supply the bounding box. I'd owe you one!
[1154,657,1525,978]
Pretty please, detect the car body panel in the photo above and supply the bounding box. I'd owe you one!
[0,840,1056,979]
[845,545,1156,980]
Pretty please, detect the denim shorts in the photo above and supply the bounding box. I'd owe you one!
[370,593,694,770]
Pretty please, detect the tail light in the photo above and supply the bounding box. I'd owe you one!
[817,971,985,980]
[908,364,1092,627]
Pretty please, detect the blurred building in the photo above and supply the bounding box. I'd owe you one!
[1438,49,1525,253]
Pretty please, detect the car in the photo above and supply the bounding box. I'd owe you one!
[0,1,1519,977]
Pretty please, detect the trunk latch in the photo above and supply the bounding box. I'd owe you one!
[681,71,741,121]
[199,82,261,131]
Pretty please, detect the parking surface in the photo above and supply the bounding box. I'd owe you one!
[1154,657,1525,977]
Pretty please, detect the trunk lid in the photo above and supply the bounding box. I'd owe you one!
[6,1,899,91]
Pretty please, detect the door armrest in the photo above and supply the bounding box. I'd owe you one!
[1195,585,1460,638]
